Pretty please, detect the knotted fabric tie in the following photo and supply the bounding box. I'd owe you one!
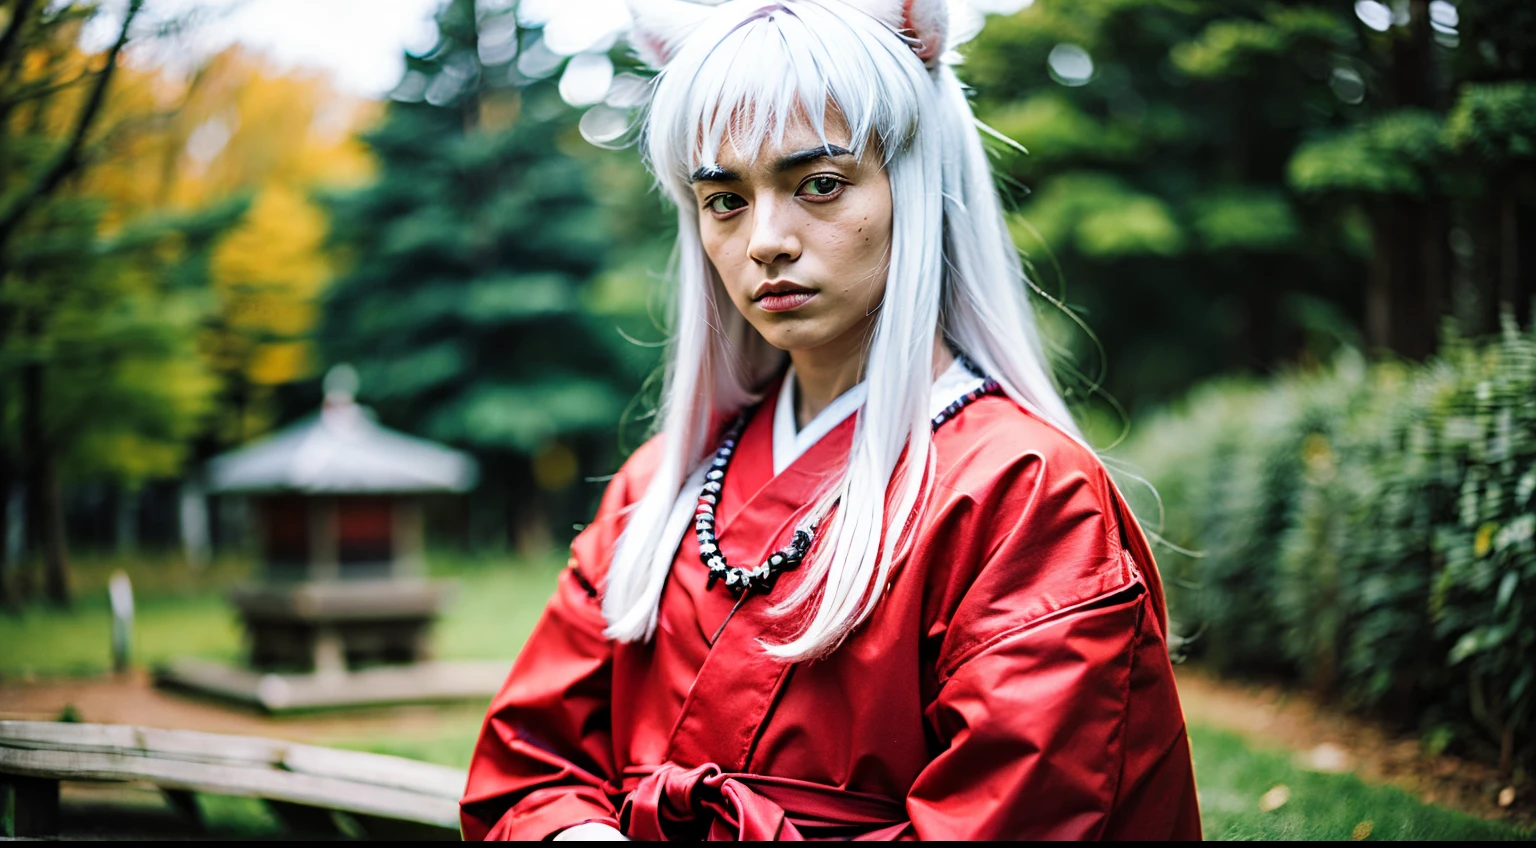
[619,762,908,841]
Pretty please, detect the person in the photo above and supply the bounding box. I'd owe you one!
[460,0,1202,839]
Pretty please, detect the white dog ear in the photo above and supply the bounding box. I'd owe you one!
[901,0,951,67]
[627,0,717,69]
[840,0,950,68]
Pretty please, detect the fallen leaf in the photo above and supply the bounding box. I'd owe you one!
[1351,820,1374,841]
[1498,786,1515,808]
[1258,784,1291,812]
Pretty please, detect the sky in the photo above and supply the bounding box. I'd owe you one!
[102,0,1042,100]
[120,0,448,97]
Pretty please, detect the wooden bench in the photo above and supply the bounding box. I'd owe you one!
[0,721,466,838]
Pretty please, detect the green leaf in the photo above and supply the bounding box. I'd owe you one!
[1189,189,1300,252]
[1288,111,1446,197]
[1447,628,1488,665]
[1445,81,1536,163]
[1495,571,1518,615]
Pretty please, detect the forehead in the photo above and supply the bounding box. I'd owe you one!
[703,101,855,171]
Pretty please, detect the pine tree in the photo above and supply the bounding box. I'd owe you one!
[321,0,645,548]
[965,0,1536,410]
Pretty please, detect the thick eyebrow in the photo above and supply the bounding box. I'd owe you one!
[689,164,741,184]
[774,144,853,173]
[689,144,854,184]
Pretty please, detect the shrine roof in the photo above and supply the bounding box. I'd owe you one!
[207,400,479,494]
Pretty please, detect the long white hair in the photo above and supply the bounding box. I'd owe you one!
[601,0,1080,660]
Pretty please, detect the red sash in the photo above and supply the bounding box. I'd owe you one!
[619,762,909,841]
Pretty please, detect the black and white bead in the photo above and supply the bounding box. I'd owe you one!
[695,362,1000,598]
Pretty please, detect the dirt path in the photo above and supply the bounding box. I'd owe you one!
[1174,666,1530,828]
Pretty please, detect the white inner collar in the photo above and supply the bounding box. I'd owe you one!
[771,358,985,476]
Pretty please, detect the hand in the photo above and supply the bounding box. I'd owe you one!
[553,822,629,841]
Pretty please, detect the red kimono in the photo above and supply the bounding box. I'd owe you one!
[461,382,1202,840]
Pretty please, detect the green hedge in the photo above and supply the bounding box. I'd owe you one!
[1121,319,1536,771]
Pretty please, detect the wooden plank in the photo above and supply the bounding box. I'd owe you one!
[278,743,464,798]
[1,722,291,768]
[0,721,465,800]
[0,747,459,828]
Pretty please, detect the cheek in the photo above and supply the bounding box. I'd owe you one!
[700,227,743,277]
[854,196,893,308]
[843,194,892,278]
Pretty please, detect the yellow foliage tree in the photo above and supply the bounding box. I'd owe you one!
[0,3,375,603]
[80,46,378,442]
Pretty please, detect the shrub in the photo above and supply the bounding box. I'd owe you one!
[1119,318,1536,772]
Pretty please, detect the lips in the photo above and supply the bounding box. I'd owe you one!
[752,281,816,302]
[752,281,818,313]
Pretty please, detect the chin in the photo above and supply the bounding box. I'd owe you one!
[756,325,843,354]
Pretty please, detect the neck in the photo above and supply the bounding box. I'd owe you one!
[790,330,867,431]
[790,330,956,430]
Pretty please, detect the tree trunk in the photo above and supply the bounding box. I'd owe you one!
[505,456,550,557]
[1497,177,1534,327]
[1362,0,1449,358]
[1417,197,1449,352]
[20,354,43,601]
[21,356,69,606]
[1243,276,1280,369]
[40,453,69,605]
[1365,208,1395,354]
[0,459,11,609]
[1366,200,1446,359]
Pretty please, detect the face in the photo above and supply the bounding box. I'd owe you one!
[690,110,893,362]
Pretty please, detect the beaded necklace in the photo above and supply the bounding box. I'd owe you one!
[694,359,1001,599]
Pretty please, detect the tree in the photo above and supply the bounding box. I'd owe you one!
[156,50,379,445]
[0,0,155,604]
[321,0,654,549]
[965,0,1368,411]
[0,5,373,602]
[964,0,1536,411]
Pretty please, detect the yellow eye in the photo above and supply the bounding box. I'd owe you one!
[800,176,843,197]
[707,194,746,214]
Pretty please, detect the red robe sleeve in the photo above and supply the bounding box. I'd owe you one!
[906,447,1201,840]
[459,442,659,841]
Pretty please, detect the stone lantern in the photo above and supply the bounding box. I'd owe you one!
[160,367,498,710]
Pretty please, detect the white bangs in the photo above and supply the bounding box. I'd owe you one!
[645,0,920,199]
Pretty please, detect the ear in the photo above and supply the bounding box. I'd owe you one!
[901,0,950,67]
[840,0,951,68]
[627,0,717,70]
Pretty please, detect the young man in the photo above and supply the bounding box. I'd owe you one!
[462,0,1201,839]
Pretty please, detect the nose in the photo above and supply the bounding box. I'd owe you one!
[746,197,801,267]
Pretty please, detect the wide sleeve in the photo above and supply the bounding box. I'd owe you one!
[905,451,1200,840]
[459,443,659,841]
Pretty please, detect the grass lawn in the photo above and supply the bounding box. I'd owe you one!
[0,550,564,678]
[3,552,1530,840]
[1188,725,1523,840]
